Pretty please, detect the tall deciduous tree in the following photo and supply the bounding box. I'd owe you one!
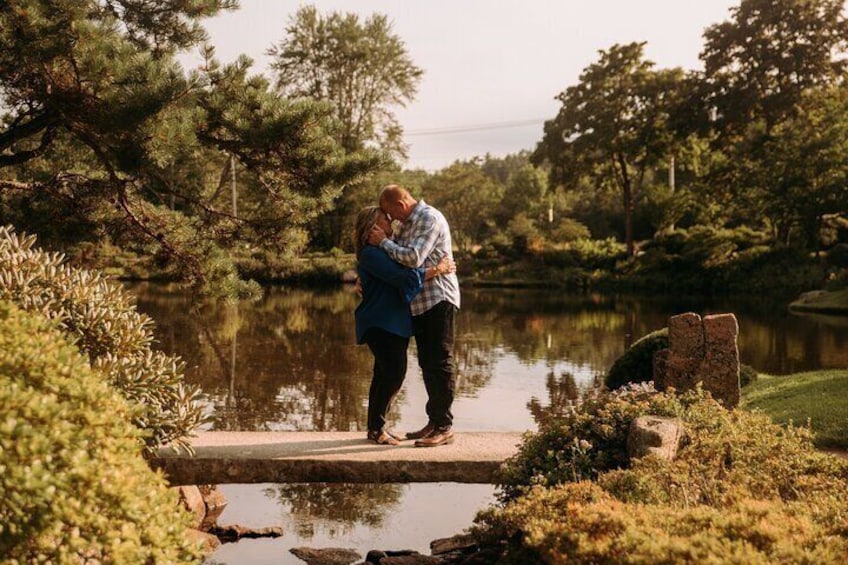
[700,0,848,244]
[0,0,379,293]
[268,5,423,160]
[702,0,848,134]
[534,43,682,256]
[424,160,502,254]
[738,88,848,248]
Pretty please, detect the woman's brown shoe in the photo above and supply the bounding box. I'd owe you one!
[367,429,400,446]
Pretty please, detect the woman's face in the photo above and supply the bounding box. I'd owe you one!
[374,212,393,237]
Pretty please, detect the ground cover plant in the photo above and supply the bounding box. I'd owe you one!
[475,386,848,564]
[0,302,200,563]
[0,226,204,454]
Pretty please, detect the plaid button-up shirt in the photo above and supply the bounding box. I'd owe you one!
[379,200,461,316]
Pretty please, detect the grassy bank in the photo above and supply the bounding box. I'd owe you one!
[789,288,848,315]
[742,370,848,449]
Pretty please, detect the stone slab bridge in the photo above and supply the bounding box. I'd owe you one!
[150,431,525,485]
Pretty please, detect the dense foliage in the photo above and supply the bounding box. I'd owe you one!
[2,0,846,294]
[0,302,200,563]
[604,328,668,390]
[269,5,423,159]
[0,226,203,454]
[0,0,380,294]
[478,387,848,563]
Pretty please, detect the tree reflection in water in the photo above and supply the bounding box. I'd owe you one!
[263,483,404,539]
[130,283,846,433]
[528,371,585,426]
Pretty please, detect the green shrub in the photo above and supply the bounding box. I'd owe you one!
[478,388,848,563]
[569,237,627,270]
[0,302,201,563]
[0,226,204,454]
[604,328,668,390]
[477,483,848,564]
[723,244,822,295]
[825,243,848,269]
[495,384,680,503]
[740,363,758,387]
[631,229,820,295]
[547,217,591,243]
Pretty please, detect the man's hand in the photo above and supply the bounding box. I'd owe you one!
[367,225,387,246]
[354,276,363,298]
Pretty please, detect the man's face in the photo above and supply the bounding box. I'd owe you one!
[381,199,405,223]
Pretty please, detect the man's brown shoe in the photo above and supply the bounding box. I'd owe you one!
[405,422,436,440]
[414,427,454,448]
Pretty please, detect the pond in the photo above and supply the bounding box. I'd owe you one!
[132,283,848,564]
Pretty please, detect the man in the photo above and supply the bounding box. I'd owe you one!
[367,184,460,447]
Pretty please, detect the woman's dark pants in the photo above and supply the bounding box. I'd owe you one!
[364,327,409,433]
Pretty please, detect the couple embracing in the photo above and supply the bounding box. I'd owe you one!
[353,185,460,448]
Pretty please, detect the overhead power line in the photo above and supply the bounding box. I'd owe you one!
[405,118,546,137]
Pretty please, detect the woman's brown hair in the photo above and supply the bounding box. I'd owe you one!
[353,206,382,258]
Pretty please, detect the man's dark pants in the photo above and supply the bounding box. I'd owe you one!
[364,328,409,433]
[412,300,457,429]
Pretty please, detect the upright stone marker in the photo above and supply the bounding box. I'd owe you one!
[700,314,740,408]
[653,312,740,408]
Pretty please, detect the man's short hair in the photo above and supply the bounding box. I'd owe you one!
[380,184,408,206]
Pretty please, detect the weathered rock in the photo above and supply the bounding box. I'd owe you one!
[151,431,521,485]
[209,524,283,543]
[430,534,477,556]
[657,313,704,392]
[652,347,669,385]
[365,550,388,563]
[653,312,741,408]
[627,416,686,461]
[380,555,444,565]
[454,547,504,564]
[176,485,205,528]
[290,547,361,565]
[200,486,228,529]
[365,549,422,563]
[668,312,704,359]
[700,314,740,408]
[185,527,220,555]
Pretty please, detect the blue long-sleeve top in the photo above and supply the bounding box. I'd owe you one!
[355,245,427,344]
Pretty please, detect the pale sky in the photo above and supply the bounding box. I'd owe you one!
[180,0,739,170]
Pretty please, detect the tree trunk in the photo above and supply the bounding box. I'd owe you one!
[624,181,635,257]
[617,153,635,257]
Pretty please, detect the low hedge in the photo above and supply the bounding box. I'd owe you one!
[0,302,200,563]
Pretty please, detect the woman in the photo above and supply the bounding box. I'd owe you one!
[353,206,455,445]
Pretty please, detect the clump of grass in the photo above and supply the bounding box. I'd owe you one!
[789,288,848,314]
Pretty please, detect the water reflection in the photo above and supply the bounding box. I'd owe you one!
[130,283,848,434]
[528,371,584,426]
[204,483,496,565]
[263,484,403,538]
[130,283,846,565]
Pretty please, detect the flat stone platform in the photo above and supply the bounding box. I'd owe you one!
[150,431,525,485]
